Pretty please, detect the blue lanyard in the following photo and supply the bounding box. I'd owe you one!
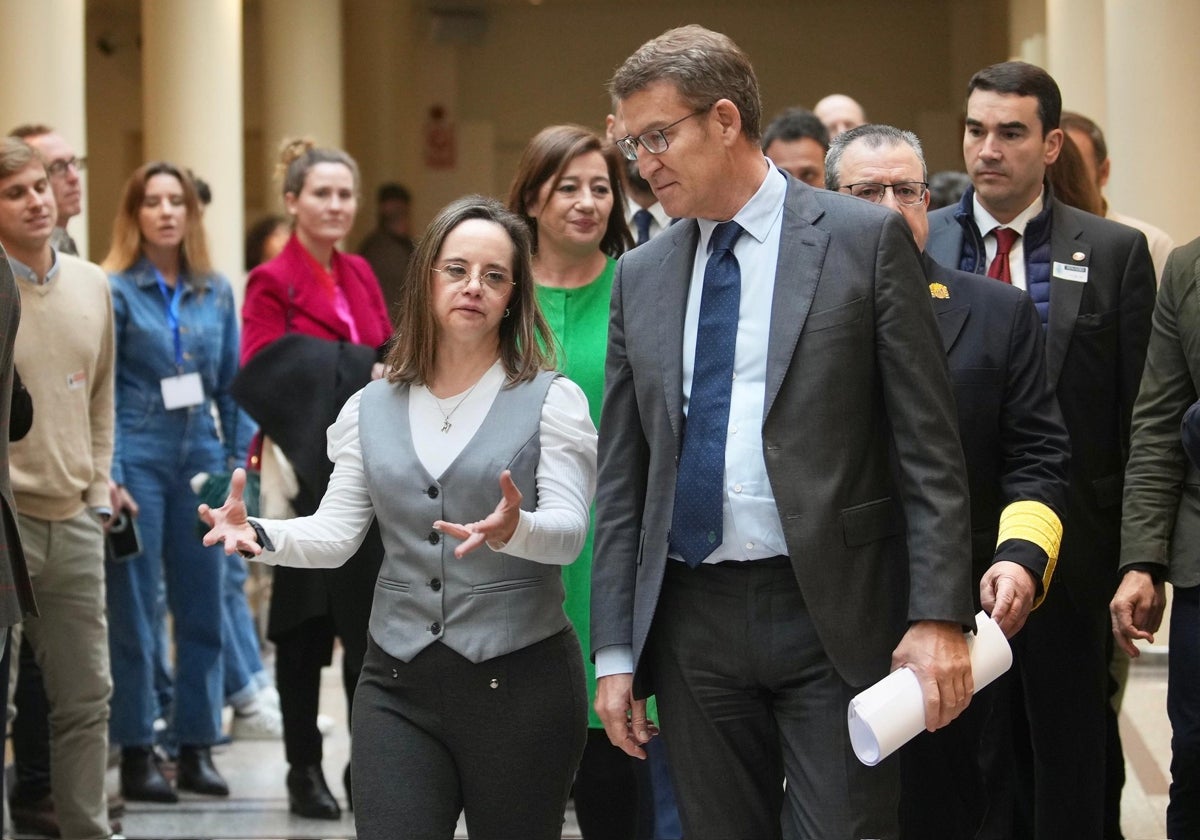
[153,268,185,370]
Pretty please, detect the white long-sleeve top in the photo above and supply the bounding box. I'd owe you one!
[254,362,597,567]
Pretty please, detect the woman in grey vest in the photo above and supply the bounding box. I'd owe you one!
[201,195,596,838]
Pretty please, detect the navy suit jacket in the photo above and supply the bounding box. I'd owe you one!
[1185,399,1200,472]
[923,253,1070,600]
[928,194,1155,610]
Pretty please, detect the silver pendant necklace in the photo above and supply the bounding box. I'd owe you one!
[433,379,481,433]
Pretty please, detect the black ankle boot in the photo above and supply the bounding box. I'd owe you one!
[121,746,178,803]
[287,763,341,820]
[177,745,229,796]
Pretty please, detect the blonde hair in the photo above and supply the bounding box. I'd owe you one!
[0,136,43,180]
[102,162,212,277]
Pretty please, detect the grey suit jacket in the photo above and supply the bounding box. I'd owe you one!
[591,177,974,692]
[1121,235,1200,588]
[0,245,37,627]
[928,195,1156,609]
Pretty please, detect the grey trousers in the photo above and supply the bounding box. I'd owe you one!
[351,627,587,840]
[649,558,900,840]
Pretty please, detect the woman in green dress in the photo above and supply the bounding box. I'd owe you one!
[509,124,652,838]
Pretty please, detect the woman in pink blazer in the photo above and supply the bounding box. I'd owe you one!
[240,139,392,819]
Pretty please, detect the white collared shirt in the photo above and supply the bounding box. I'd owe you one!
[972,190,1045,291]
[624,195,671,243]
[596,161,790,679]
[681,160,789,564]
[7,249,61,286]
[257,364,598,568]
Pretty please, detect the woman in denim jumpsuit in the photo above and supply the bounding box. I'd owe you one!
[101,162,252,802]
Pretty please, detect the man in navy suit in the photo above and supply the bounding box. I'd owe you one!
[827,123,1071,838]
[592,26,976,839]
[925,61,1156,838]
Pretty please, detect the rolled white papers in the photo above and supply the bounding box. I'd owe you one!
[847,610,1012,766]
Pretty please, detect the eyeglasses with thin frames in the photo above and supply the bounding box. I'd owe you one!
[46,157,86,178]
[615,109,708,162]
[432,264,516,294]
[838,181,928,206]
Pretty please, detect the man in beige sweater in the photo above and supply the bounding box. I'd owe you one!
[0,138,115,839]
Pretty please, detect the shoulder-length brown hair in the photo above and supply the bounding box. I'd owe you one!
[385,195,556,386]
[506,124,632,259]
[1048,132,1103,217]
[102,161,212,276]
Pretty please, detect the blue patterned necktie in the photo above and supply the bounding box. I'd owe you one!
[670,220,743,567]
[633,208,654,246]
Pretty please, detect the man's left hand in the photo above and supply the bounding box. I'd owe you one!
[980,560,1037,638]
[891,619,972,731]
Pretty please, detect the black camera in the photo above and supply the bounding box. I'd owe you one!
[107,511,143,562]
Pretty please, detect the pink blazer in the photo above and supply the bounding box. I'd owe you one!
[241,234,393,364]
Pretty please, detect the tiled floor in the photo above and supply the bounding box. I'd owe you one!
[11,647,1174,839]
[1117,658,1171,840]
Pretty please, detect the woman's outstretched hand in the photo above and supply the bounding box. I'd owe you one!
[433,470,522,558]
[199,467,262,556]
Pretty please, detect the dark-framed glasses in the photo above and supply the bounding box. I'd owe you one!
[615,109,707,161]
[46,157,86,178]
[839,181,928,206]
[432,264,515,293]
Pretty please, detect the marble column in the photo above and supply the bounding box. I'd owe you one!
[1104,0,1200,243]
[0,0,90,257]
[259,0,344,201]
[141,0,245,291]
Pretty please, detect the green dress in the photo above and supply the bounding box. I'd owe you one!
[536,257,657,729]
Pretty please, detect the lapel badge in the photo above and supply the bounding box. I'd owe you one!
[1072,251,1085,262]
[929,282,950,300]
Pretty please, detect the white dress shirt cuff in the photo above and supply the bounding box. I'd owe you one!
[486,509,531,552]
[595,644,634,678]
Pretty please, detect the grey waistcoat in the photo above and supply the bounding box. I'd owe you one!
[358,370,568,663]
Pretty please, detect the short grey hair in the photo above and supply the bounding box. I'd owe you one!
[825,124,927,191]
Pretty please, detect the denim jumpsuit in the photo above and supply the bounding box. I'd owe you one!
[106,259,254,748]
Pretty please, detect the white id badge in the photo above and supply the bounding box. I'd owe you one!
[161,372,205,409]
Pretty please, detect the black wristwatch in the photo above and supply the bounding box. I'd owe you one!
[240,519,275,558]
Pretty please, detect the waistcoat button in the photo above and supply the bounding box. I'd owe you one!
[430,621,442,635]
[430,578,442,591]
[427,486,439,498]
[428,531,440,545]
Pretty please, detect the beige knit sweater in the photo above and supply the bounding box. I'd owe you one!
[9,253,115,521]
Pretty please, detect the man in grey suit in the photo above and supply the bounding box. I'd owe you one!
[0,241,39,800]
[592,25,977,839]
[925,61,1156,838]
[1112,235,1200,838]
